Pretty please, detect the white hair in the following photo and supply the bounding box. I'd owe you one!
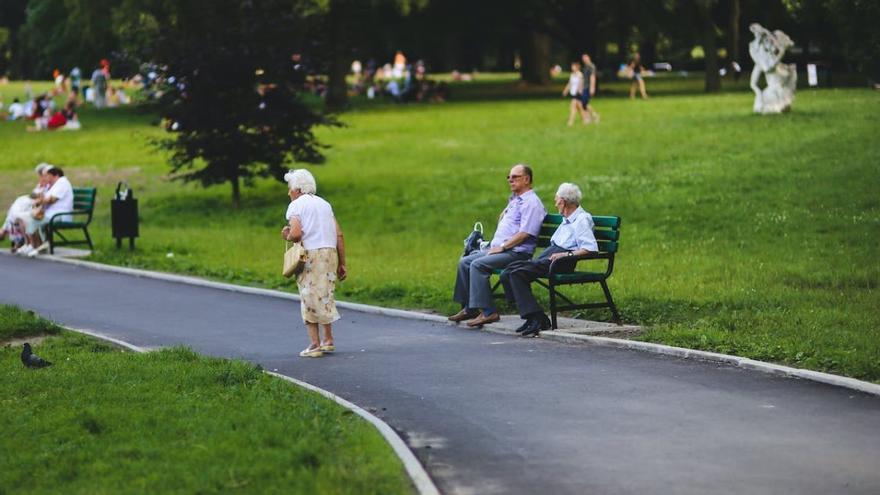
[555,182,582,205]
[35,162,53,175]
[284,169,317,194]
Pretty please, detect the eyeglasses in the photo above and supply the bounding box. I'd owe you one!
[507,174,523,180]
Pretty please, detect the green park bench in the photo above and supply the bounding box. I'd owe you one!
[491,213,622,329]
[46,187,97,254]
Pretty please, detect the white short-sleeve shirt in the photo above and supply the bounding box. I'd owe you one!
[286,194,337,250]
[550,206,598,252]
[43,176,74,222]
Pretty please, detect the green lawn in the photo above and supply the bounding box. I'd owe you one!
[1,78,878,381]
[0,305,412,494]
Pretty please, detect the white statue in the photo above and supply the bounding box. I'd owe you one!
[749,23,797,114]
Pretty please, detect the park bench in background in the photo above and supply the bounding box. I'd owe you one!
[492,213,622,329]
[47,187,96,254]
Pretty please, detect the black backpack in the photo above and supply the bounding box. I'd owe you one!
[462,222,484,256]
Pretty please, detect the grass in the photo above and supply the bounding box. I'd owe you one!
[0,305,62,341]
[0,304,413,494]
[1,77,878,381]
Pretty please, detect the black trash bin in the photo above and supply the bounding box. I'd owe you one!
[111,182,139,249]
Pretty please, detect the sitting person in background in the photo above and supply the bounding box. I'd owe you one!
[116,86,130,105]
[28,94,51,120]
[106,86,120,107]
[60,100,81,130]
[17,166,73,257]
[46,108,68,130]
[5,98,26,120]
[499,182,598,337]
[1,163,52,252]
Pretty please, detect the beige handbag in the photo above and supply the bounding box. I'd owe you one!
[283,240,306,278]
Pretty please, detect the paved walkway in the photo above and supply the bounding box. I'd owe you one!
[2,253,879,495]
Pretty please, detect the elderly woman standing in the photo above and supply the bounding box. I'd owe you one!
[281,169,347,358]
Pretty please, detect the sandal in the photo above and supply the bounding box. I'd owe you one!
[319,341,335,353]
[299,345,323,358]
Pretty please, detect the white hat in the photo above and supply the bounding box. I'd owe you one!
[35,162,53,174]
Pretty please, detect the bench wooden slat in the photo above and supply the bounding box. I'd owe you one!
[593,216,621,228]
[597,240,618,253]
[594,229,619,241]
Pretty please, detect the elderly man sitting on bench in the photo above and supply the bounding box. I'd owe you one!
[500,182,597,337]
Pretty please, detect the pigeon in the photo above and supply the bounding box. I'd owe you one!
[21,343,52,368]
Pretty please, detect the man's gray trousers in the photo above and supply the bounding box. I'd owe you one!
[499,244,574,318]
[453,250,530,310]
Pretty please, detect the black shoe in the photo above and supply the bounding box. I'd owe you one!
[520,318,542,337]
[537,313,552,330]
[514,319,532,333]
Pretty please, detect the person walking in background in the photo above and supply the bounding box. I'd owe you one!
[500,183,597,337]
[628,53,649,99]
[580,53,600,123]
[562,61,586,126]
[281,169,347,358]
[69,66,82,95]
[90,64,108,108]
[449,164,547,328]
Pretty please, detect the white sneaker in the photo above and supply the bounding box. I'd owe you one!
[16,245,34,256]
[299,346,323,358]
[27,247,41,258]
[34,242,50,254]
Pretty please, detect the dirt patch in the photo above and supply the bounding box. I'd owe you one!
[70,166,143,187]
[1,334,52,348]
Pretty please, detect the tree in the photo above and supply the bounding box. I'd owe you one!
[0,0,27,76]
[726,0,741,76]
[694,0,722,92]
[14,0,119,78]
[149,0,336,208]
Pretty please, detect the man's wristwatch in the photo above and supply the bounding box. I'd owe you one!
[567,251,574,257]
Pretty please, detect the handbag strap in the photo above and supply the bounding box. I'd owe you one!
[473,221,483,234]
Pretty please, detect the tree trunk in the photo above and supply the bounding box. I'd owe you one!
[572,0,597,58]
[519,28,551,85]
[728,0,741,79]
[231,175,241,210]
[641,39,656,67]
[325,0,349,111]
[698,1,722,92]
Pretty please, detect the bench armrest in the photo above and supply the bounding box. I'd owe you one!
[549,251,613,276]
[48,209,92,225]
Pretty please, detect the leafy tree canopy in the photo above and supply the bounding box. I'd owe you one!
[147,0,336,207]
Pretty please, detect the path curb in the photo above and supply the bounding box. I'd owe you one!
[266,372,439,495]
[27,252,880,397]
[541,331,880,397]
[64,325,440,495]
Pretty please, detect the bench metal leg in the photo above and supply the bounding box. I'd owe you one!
[549,283,558,330]
[600,280,621,325]
[83,227,93,251]
[47,226,54,255]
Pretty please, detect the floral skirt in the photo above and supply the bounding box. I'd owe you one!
[296,247,340,324]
